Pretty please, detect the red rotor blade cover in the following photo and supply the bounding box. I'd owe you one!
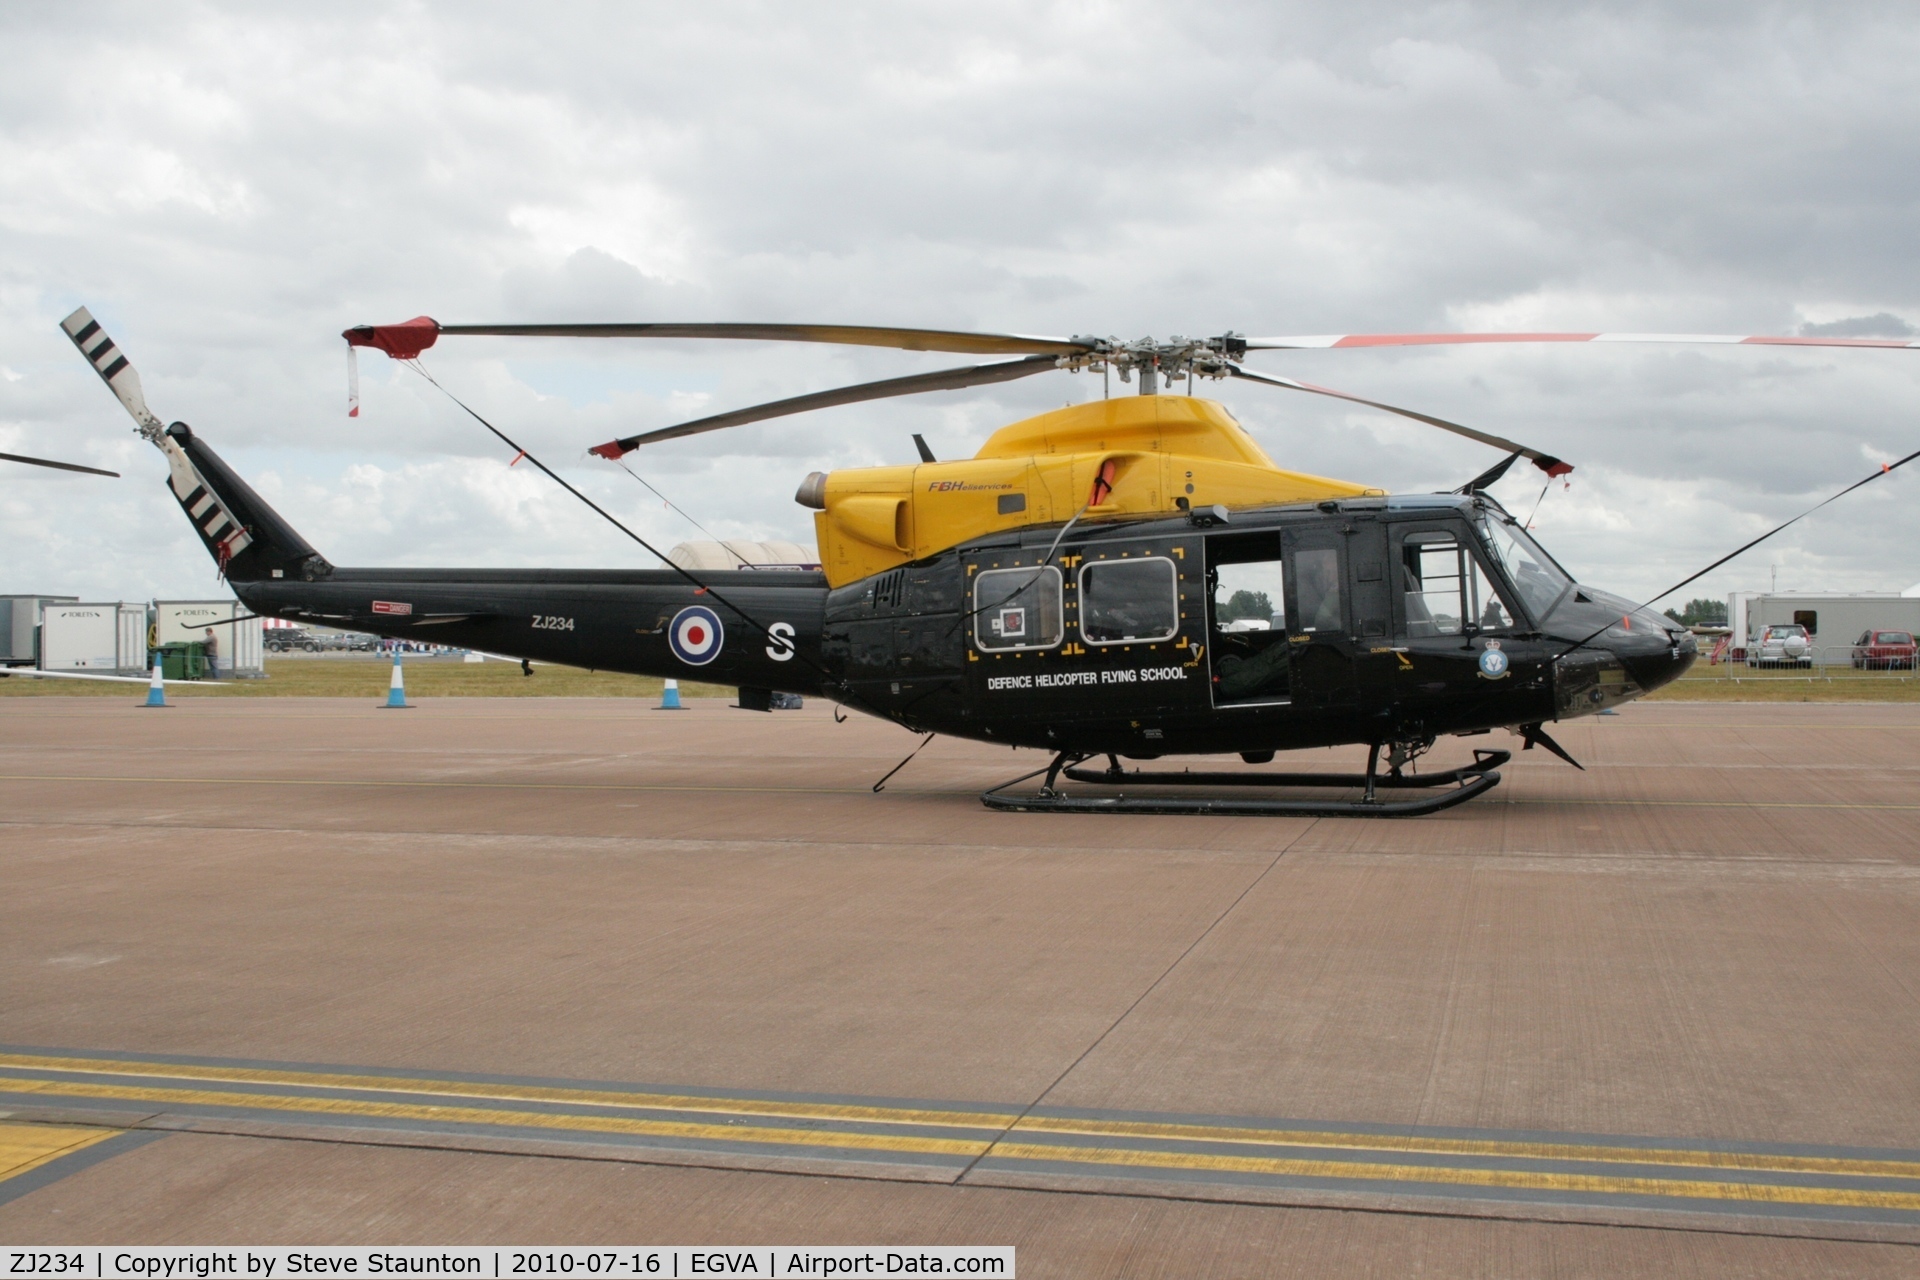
[342,317,441,360]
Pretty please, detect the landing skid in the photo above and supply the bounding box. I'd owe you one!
[980,747,1509,817]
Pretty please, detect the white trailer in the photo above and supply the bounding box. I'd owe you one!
[41,602,147,674]
[154,599,264,677]
[1726,591,1760,660]
[1726,590,1920,664]
[0,595,78,665]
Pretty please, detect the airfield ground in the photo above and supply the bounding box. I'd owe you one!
[2,696,1918,1276]
[2,653,1917,699]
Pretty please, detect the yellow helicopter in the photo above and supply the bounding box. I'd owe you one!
[62,310,1914,813]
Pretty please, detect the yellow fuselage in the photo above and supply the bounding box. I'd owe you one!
[810,394,1382,587]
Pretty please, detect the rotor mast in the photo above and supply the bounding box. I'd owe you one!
[1065,334,1242,395]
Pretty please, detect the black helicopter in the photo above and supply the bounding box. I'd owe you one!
[59,308,1913,815]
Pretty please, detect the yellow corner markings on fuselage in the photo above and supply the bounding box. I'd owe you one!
[5,1053,1920,1209]
[0,1120,119,1182]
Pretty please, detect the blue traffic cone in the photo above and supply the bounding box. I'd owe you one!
[657,677,683,710]
[383,654,412,708]
[143,660,168,708]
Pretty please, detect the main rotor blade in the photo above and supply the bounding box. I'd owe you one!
[1226,366,1572,477]
[591,354,1063,458]
[428,322,1092,357]
[0,450,119,477]
[1243,331,1920,351]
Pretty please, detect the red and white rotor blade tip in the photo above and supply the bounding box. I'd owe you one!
[341,317,441,416]
[1243,332,1920,351]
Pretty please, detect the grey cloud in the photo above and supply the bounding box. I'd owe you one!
[1801,313,1916,338]
[3,1,1918,604]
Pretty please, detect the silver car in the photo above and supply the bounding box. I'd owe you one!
[1749,623,1813,668]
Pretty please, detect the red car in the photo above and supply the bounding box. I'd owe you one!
[1852,629,1918,669]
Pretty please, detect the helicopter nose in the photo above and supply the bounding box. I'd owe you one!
[1612,617,1697,694]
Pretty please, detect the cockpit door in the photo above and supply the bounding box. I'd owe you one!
[1389,519,1526,711]
[1283,527,1358,709]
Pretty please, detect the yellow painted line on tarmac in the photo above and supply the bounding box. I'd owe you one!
[985,1141,1920,1212]
[0,1078,991,1161]
[8,1055,1920,1188]
[0,1121,118,1183]
[0,1054,1016,1132]
[1011,1116,1920,1181]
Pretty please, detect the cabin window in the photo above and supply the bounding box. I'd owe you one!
[1079,557,1180,645]
[972,565,1063,652]
[1399,531,1515,638]
[1215,562,1285,633]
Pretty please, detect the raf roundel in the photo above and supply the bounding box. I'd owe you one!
[668,605,725,666]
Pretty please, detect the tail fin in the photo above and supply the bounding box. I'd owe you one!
[60,307,332,583]
[158,423,332,582]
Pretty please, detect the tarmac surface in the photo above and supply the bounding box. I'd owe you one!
[1,695,1918,1276]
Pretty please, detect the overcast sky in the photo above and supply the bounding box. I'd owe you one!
[5,2,1919,608]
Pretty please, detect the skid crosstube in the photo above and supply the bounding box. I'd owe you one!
[980,749,1509,818]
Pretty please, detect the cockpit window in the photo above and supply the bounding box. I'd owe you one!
[1478,517,1573,623]
[1399,532,1514,637]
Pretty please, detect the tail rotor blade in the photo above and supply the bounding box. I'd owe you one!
[60,307,165,436]
[1227,365,1572,478]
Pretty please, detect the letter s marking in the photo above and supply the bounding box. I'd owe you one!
[766,621,796,662]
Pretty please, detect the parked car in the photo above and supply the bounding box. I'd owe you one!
[1851,629,1918,670]
[264,628,320,653]
[1748,623,1813,668]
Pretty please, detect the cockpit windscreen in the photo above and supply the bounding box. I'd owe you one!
[1478,516,1573,623]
